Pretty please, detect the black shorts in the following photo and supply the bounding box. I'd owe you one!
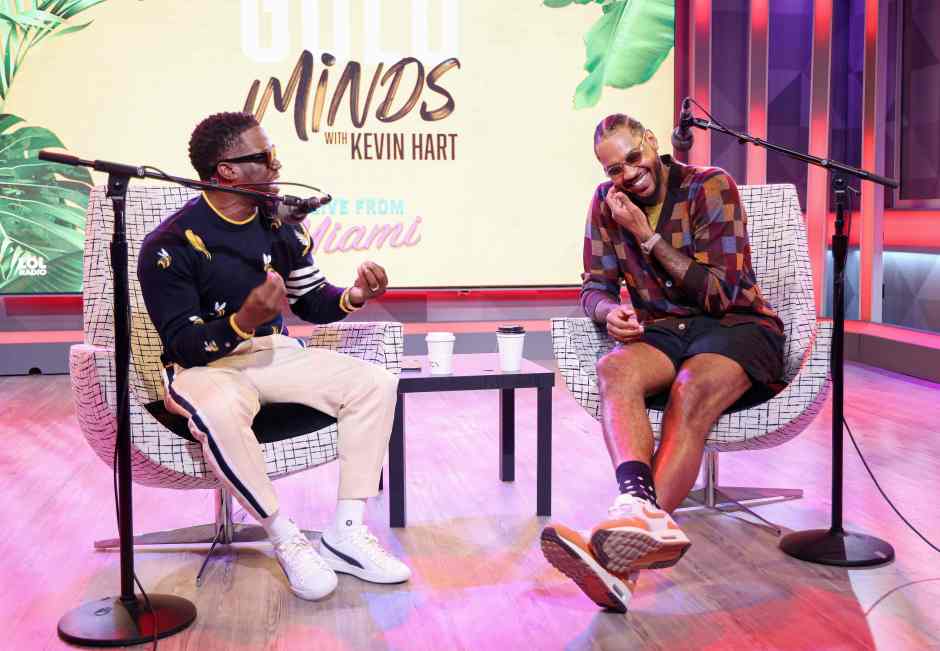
[639,315,786,413]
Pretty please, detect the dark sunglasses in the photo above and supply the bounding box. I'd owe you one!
[216,146,278,169]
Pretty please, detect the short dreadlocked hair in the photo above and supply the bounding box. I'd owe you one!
[593,114,646,148]
[188,112,260,180]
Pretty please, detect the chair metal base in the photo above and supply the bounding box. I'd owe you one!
[678,486,803,535]
[93,522,269,549]
[93,489,320,586]
[674,451,803,535]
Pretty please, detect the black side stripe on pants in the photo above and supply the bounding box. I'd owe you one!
[168,384,269,520]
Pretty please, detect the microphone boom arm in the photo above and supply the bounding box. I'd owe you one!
[37,150,304,206]
[677,103,898,569]
[684,118,898,188]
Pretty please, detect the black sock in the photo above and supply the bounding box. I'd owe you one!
[615,461,658,506]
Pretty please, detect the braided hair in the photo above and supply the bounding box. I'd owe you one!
[593,114,645,148]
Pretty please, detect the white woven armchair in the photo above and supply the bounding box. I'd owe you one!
[553,184,832,526]
[70,185,403,581]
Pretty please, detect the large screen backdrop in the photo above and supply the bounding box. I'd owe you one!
[2,0,674,292]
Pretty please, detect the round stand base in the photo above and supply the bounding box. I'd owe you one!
[780,528,895,567]
[58,594,196,647]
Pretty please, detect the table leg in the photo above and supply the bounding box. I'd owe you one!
[499,388,515,482]
[389,394,406,527]
[536,385,552,516]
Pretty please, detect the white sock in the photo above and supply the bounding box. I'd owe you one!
[262,511,296,543]
[332,499,366,533]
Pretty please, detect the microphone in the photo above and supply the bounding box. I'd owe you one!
[671,98,694,152]
[282,194,332,212]
[38,150,145,177]
[275,193,332,225]
[38,150,82,167]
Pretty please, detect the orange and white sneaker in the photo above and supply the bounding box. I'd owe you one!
[541,523,639,613]
[589,494,691,574]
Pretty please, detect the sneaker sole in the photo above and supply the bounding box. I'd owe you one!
[590,524,691,573]
[287,583,337,600]
[540,524,633,613]
[322,557,410,584]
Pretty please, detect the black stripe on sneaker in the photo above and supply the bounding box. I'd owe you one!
[321,538,365,569]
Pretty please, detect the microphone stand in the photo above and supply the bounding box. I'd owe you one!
[681,117,897,566]
[40,151,290,645]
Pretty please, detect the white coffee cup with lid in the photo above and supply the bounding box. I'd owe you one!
[425,331,456,375]
[496,324,526,372]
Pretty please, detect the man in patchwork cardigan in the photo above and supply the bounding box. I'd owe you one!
[541,114,785,613]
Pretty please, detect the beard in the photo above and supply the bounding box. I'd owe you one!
[620,158,664,206]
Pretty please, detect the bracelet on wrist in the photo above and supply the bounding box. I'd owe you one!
[640,232,662,256]
[229,313,255,339]
[339,287,362,313]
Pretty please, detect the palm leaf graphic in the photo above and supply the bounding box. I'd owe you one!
[0,114,91,292]
[0,0,108,292]
[545,0,675,109]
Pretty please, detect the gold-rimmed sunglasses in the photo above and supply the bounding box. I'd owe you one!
[604,146,645,179]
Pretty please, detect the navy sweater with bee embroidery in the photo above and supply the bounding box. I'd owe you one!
[137,194,346,368]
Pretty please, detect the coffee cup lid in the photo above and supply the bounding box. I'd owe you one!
[426,331,456,342]
[497,324,525,334]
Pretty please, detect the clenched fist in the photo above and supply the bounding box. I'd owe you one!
[605,189,654,243]
[233,271,286,332]
[347,261,389,307]
[606,305,644,344]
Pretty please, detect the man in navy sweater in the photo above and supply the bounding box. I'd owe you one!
[138,112,409,601]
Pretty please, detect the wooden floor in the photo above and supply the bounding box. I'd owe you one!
[2,362,939,650]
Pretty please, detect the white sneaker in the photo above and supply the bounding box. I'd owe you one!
[590,494,691,574]
[271,524,338,600]
[320,525,411,584]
